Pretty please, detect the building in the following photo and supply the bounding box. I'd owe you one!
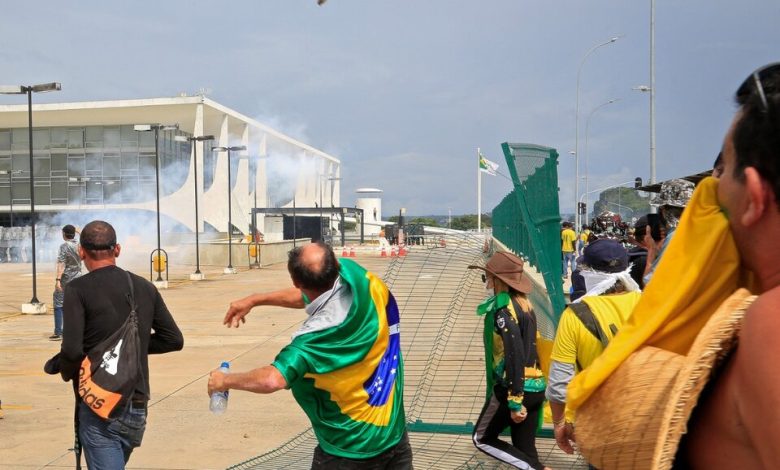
[0,95,340,238]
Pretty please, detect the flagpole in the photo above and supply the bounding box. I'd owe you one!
[477,147,482,233]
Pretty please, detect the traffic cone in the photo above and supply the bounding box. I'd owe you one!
[380,246,387,257]
[440,238,446,248]
[349,246,356,257]
[399,245,407,257]
[390,246,397,257]
[342,246,348,257]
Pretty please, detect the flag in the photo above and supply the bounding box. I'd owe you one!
[479,152,499,176]
[272,259,406,459]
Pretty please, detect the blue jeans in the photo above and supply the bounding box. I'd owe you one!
[562,252,577,277]
[54,306,63,336]
[78,401,147,469]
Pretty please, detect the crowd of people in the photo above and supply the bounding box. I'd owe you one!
[33,62,780,469]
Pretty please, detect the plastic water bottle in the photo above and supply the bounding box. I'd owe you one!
[209,361,230,414]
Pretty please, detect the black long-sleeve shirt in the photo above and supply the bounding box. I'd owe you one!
[60,265,183,401]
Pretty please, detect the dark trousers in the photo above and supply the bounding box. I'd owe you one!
[311,431,413,469]
[473,386,546,470]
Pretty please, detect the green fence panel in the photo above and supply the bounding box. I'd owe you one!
[492,143,565,326]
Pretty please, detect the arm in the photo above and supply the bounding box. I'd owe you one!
[495,308,527,422]
[59,285,85,381]
[55,261,65,291]
[149,289,184,354]
[223,287,305,328]
[208,364,288,395]
[546,360,576,454]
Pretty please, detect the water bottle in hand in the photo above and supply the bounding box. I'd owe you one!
[210,361,230,414]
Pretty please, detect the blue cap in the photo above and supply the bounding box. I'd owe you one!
[220,361,230,369]
[583,238,628,273]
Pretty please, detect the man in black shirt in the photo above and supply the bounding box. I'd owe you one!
[59,220,183,469]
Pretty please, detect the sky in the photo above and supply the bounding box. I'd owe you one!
[1,1,779,216]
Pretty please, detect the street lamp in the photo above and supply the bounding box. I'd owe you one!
[0,169,22,227]
[249,154,269,269]
[175,134,214,280]
[134,123,178,286]
[584,98,620,224]
[212,145,246,274]
[574,36,620,230]
[0,82,61,311]
[633,83,656,199]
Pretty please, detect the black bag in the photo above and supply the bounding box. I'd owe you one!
[77,271,145,420]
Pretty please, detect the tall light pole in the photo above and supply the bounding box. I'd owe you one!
[574,36,620,230]
[0,82,61,311]
[584,98,620,224]
[212,145,246,274]
[134,123,178,286]
[176,134,214,280]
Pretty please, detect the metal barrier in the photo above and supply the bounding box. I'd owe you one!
[492,142,566,325]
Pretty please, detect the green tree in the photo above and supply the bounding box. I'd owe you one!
[409,217,439,227]
[451,213,492,230]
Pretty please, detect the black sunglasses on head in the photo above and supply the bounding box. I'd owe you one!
[737,62,780,113]
[481,274,487,283]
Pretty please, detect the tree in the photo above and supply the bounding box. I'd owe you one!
[451,213,492,231]
[409,217,439,227]
[591,187,651,222]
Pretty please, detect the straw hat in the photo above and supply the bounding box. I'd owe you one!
[468,251,532,294]
[574,288,755,470]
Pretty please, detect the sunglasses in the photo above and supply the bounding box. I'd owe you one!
[481,274,488,283]
[737,62,780,113]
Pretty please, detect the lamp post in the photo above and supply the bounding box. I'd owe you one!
[134,123,178,286]
[584,98,620,224]
[574,36,620,230]
[176,134,214,280]
[249,154,269,269]
[0,82,61,311]
[212,145,246,274]
[326,175,341,244]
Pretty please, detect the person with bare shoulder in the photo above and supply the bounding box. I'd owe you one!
[682,62,780,469]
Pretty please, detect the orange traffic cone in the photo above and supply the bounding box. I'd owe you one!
[440,238,446,248]
[349,246,356,257]
[342,246,348,257]
[390,246,397,257]
[380,246,387,257]
[399,245,407,257]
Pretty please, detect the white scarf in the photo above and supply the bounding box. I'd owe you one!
[574,265,641,302]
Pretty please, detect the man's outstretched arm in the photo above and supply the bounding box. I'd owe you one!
[208,365,288,395]
[223,287,305,328]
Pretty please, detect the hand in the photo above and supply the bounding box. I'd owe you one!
[208,370,227,396]
[55,280,62,292]
[223,296,255,328]
[554,422,576,454]
[510,407,528,423]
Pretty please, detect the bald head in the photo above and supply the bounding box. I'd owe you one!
[288,242,340,292]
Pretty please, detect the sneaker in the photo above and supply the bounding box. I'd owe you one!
[48,334,61,341]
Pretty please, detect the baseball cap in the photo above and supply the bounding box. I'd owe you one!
[582,238,628,273]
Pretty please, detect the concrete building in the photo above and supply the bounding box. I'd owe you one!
[0,95,340,237]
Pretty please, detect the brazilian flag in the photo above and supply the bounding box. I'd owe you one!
[272,259,406,459]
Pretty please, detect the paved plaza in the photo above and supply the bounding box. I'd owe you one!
[0,252,395,470]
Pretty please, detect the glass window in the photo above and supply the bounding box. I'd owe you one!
[67,157,85,177]
[103,180,122,203]
[67,184,83,203]
[0,157,10,172]
[34,185,51,205]
[33,129,50,150]
[85,153,102,172]
[51,181,67,201]
[139,155,156,176]
[0,183,9,205]
[51,128,68,148]
[51,153,67,172]
[68,129,84,148]
[85,126,102,143]
[103,127,120,148]
[138,181,156,203]
[138,130,155,147]
[33,158,50,177]
[12,154,29,172]
[86,181,102,202]
[0,130,11,150]
[120,177,139,202]
[120,125,138,144]
[103,157,120,177]
[12,180,30,200]
[121,151,138,170]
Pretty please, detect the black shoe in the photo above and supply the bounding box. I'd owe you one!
[48,334,61,341]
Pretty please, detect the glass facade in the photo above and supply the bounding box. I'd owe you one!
[0,125,193,206]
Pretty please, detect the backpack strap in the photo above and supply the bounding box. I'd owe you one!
[567,302,610,349]
[125,271,136,316]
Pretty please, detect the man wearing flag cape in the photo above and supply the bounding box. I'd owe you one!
[209,242,412,469]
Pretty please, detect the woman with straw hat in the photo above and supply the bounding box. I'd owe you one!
[469,252,550,470]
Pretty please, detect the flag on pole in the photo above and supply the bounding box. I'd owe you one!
[479,152,499,176]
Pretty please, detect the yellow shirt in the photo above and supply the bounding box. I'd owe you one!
[550,292,641,371]
[561,228,577,253]
[580,229,591,242]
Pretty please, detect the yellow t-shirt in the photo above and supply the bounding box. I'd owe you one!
[580,229,591,242]
[550,291,641,372]
[561,228,577,253]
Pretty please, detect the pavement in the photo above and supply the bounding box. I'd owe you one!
[0,253,393,470]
